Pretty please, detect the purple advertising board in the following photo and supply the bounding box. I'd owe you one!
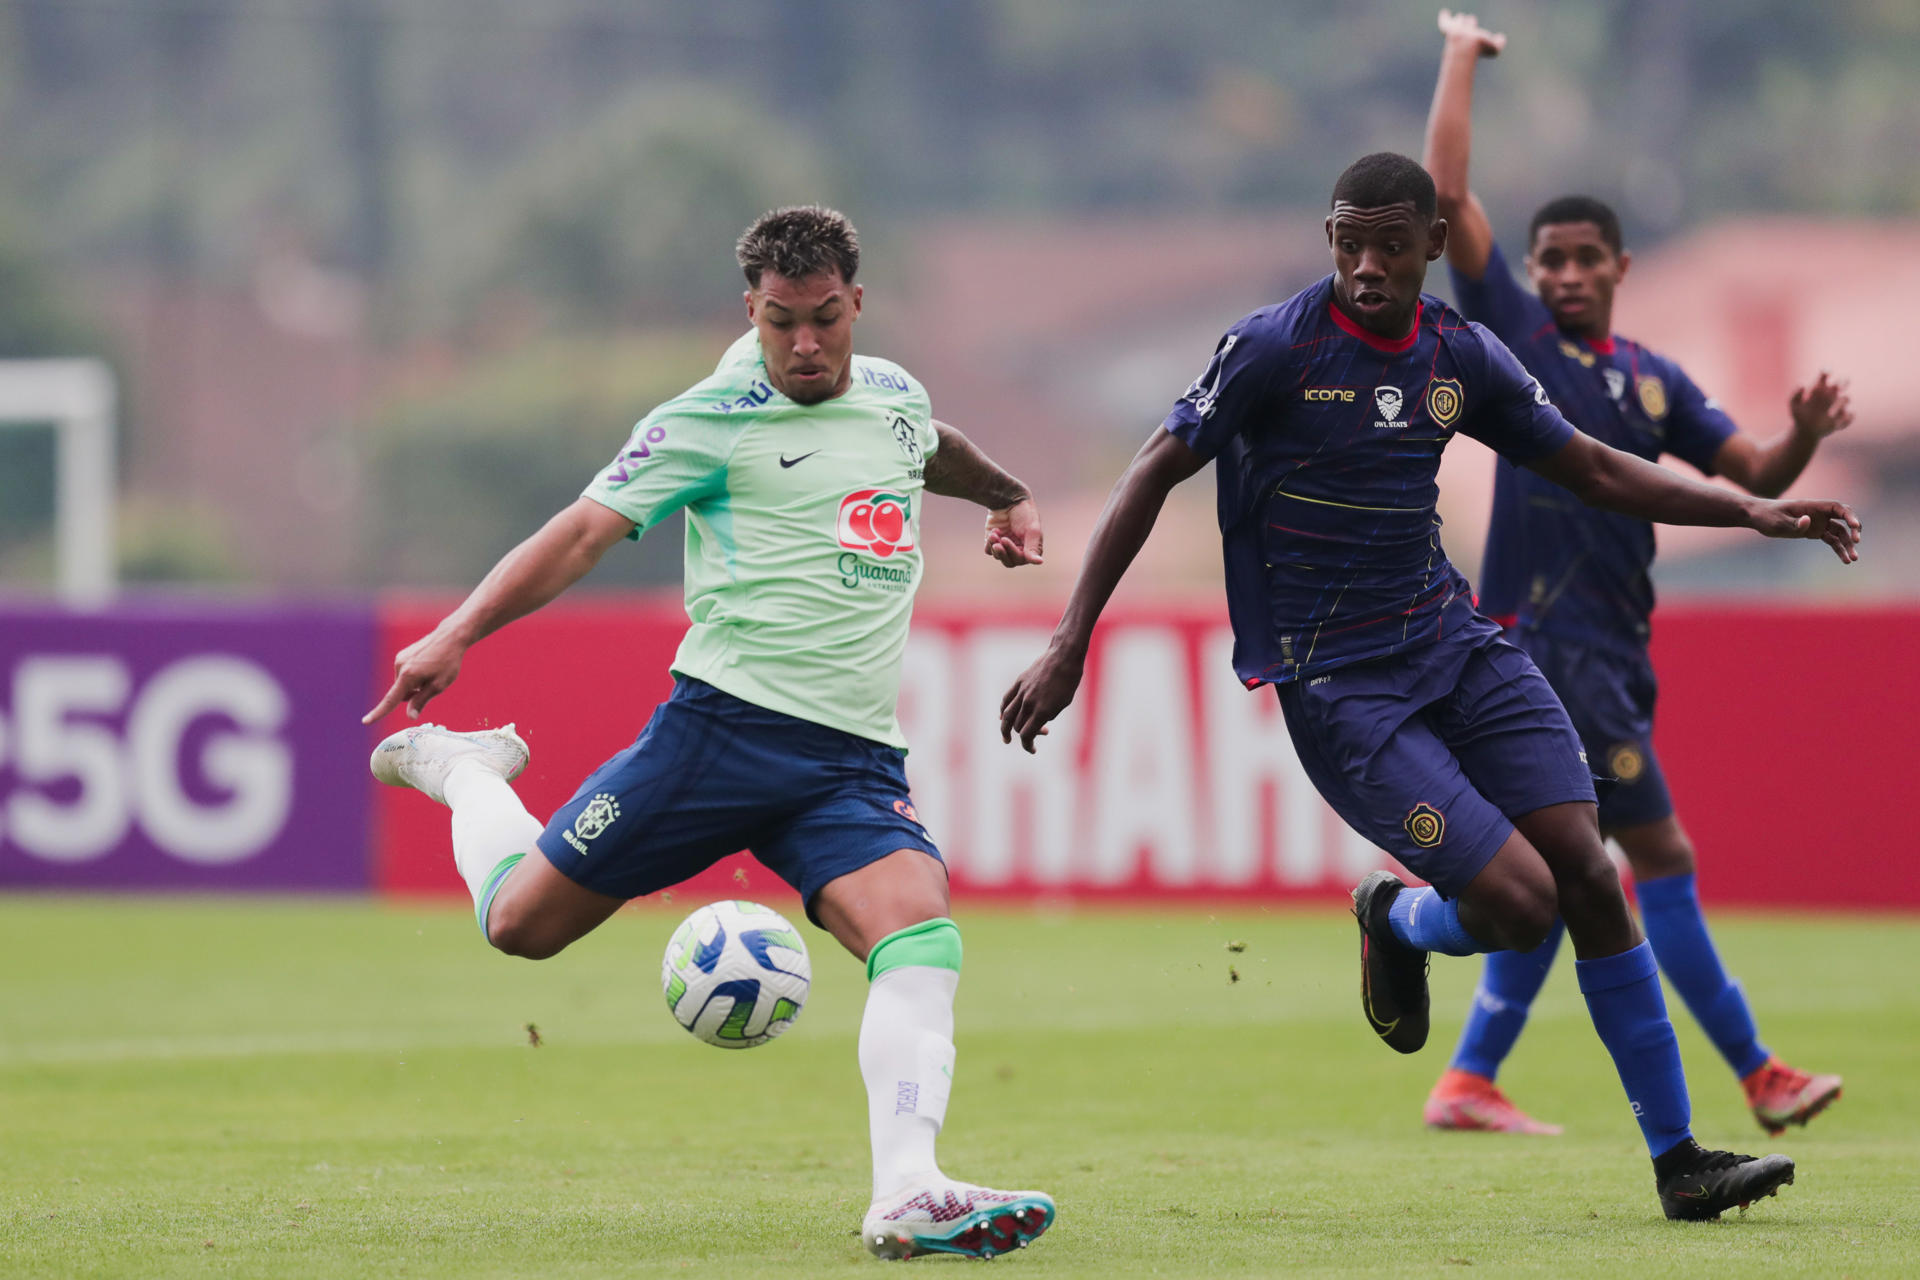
[0,603,376,890]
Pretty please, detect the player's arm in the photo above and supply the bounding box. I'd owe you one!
[362,497,635,723]
[1424,9,1506,280]
[1527,432,1861,562]
[998,428,1208,752]
[1711,371,1853,498]
[924,418,1043,567]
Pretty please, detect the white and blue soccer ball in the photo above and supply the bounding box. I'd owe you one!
[660,900,811,1049]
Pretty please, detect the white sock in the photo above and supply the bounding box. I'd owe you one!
[859,965,960,1200]
[444,761,543,905]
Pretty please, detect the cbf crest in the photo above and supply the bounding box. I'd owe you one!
[1424,378,1464,430]
[1636,376,1669,421]
[889,413,924,465]
[573,792,622,842]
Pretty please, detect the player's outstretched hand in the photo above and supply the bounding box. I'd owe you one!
[984,497,1044,568]
[1789,370,1853,440]
[999,646,1084,753]
[363,630,466,723]
[1752,498,1863,564]
[1438,9,1506,56]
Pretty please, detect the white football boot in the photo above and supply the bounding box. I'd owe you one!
[368,722,529,806]
[861,1178,1055,1261]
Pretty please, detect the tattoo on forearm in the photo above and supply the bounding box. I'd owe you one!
[923,422,1029,509]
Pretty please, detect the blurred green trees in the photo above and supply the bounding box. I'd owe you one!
[359,330,718,587]
[0,0,1913,588]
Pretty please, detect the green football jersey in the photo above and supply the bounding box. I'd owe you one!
[584,331,939,749]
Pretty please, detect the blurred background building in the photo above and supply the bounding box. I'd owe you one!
[0,0,1914,604]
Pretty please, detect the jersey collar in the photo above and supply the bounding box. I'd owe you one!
[1327,299,1423,354]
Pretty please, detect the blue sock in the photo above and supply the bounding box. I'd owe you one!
[1450,918,1566,1079]
[1387,887,1487,956]
[1576,941,1692,1158]
[1637,872,1770,1079]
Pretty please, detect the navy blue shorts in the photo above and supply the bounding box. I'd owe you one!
[1511,629,1674,831]
[536,677,942,918]
[1277,628,1597,899]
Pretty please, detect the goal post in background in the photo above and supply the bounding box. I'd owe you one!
[0,359,117,606]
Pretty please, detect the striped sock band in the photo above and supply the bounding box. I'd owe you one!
[474,852,525,940]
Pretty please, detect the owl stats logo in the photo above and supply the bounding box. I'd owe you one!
[1372,385,1405,428]
[837,489,915,558]
[562,792,623,854]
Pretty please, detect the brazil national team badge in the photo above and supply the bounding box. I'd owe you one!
[889,412,924,465]
[1425,378,1464,430]
[564,792,623,853]
[1636,376,1669,421]
[1404,802,1445,849]
[1608,742,1646,784]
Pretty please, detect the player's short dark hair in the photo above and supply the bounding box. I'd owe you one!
[1330,153,1437,221]
[735,205,860,288]
[1528,195,1624,255]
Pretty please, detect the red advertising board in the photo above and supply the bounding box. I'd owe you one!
[372,598,1920,910]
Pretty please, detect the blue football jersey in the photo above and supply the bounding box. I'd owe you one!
[1163,276,1575,687]
[1455,244,1738,652]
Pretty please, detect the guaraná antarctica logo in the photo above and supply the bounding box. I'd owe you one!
[1425,378,1464,430]
[837,489,915,558]
[563,792,623,853]
[1404,802,1446,849]
[836,488,917,593]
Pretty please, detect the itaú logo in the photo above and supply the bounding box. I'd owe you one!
[837,489,915,558]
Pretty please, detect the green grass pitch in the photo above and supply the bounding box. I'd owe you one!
[2,897,1916,1277]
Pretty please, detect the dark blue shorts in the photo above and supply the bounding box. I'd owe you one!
[1277,628,1597,899]
[1511,629,1674,831]
[536,677,942,918]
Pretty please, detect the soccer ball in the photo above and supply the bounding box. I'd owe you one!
[660,900,811,1048]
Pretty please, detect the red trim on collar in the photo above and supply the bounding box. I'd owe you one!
[1587,335,1617,355]
[1327,300,1423,354]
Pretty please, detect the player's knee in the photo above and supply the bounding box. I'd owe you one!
[1555,847,1626,914]
[1467,869,1557,952]
[486,903,567,961]
[1499,880,1558,952]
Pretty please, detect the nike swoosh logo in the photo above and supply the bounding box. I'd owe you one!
[1359,934,1399,1034]
[779,451,820,468]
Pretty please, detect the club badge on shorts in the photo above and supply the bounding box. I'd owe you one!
[1404,802,1446,849]
[1608,743,1647,784]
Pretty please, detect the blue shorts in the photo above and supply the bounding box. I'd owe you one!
[1512,629,1674,831]
[1277,628,1597,899]
[536,677,942,919]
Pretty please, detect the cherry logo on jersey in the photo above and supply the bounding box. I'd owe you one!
[837,489,915,558]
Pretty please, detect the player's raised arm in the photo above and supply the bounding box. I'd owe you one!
[362,497,635,723]
[1423,10,1505,280]
[1711,370,1854,499]
[924,419,1044,567]
[998,428,1206,751]
[1529,432,1861,563]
